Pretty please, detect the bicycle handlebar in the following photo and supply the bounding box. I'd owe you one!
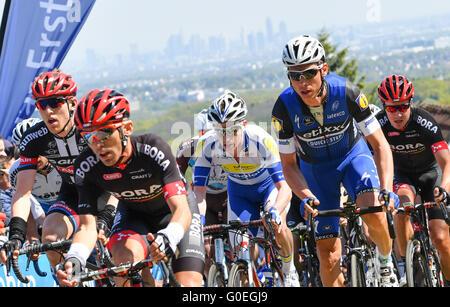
[203,219,264,235]
[381,192,396,239]
[398,201,450,226]
[7,239,72,284]
[316,205,383,218]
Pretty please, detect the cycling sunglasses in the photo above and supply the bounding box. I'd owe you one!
[287,64,324,81]
[81,127,116,145]
[384,102,411,113]
[80,121,126,145]
[35,97,68,111]
[213,123,243,136]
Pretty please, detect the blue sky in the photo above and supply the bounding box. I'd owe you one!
[2,0,450,60]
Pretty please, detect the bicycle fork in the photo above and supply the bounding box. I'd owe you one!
[238,233,258,287]
[214,237,229,281]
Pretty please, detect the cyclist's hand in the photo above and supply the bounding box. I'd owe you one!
[97,228,109,246]
[434,186,449,205]
[339,217,348,227]
[378,190,399,212]
[265,206,282,234]
[27,240,41,261]
[147,232,169,263]
[300,197,319,220]
[0,239,21,264]
[56,257,82,287]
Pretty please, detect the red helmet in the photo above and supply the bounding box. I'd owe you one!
[32,70,77,99]
[75,89,130,130]
[377,74,414,103]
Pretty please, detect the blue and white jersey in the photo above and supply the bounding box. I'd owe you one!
[271,74,380,164]
[194,125,285,187]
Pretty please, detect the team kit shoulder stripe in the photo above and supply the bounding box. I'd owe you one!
[162,180,187,200]
[18,156,39,167]
[431,140,449,153]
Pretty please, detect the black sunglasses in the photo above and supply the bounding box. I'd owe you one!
[287,64,324,81]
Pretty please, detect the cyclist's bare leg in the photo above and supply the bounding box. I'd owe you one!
[111,237,153,287]
[394,189,415,256]
[204,235,213,277]
[175,270,203,287]
[41,212,73,268]
[429,219,450,279]
[357,191,392,257]
[292,234,303,273]
[274,214,294,258]
[316,237,345,287]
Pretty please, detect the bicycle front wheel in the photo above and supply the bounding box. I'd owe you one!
[350,253,366,287]
[228,261,256,287]
[405,239,432,287]
[207,264,227,287]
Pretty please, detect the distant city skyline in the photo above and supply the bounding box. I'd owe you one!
[1,0,450,64]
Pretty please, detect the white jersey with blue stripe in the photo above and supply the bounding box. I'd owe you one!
[194,124,285,186]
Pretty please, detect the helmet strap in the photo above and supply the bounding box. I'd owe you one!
[112,127,130,169]
[54,101,74,137]
[316,71,325,98]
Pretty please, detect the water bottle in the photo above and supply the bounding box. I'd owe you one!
[257,266,273,287]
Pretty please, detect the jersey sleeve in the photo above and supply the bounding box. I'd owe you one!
[346,81,380,137]
[74,155,103,215]
[271,97,296,154]
[149,135,187,200]
[417,109,448,153]
[192,137,212,187]
[176,138,196,175]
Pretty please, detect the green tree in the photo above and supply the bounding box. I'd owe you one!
[317,29,366,90]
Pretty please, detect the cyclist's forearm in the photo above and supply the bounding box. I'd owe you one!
[194,186,207,216]
[11,193,33,221]
[68,214,98,265]
[281,159,312,199]
[273,180,292,213]
[372,145,394,191]
[166,194,192,232]
[26,211,40,242]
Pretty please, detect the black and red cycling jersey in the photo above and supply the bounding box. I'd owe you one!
[376,106,448,173]
[74,133,187,216]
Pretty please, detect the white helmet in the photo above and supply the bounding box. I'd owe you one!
[369,104,382,116]
[282,35,326,67]
[12,118,42,145]
[207,90,248,124]
[194,109,212,132]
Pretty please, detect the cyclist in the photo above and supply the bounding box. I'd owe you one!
[376,74,450,286]
[0,70,115,280]
[272,35,398,287]
[9,118,62,214]
[193,90,300,286]
[177,109,228,278]
[56,89,204,287]
[0,156,45,232]
[176,109,228,226]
